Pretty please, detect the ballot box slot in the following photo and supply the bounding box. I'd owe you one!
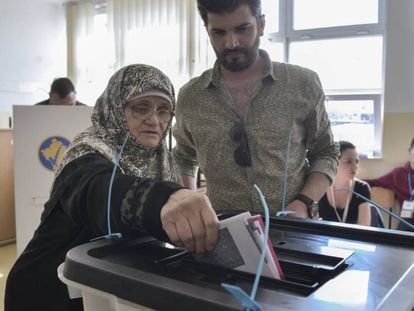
[87,238,188,269]
[86,237,350,297]
[275,247,349,271]
[176,255,319,296]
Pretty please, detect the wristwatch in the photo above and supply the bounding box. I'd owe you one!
[295,193,319,219]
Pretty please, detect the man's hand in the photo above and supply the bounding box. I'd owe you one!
[286,200,309,218]
[160,189,219,255]
[286,172,332,219]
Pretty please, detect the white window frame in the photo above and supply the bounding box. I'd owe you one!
[325,93,383,156]
[265,0,386,157]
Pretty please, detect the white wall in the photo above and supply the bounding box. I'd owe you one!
[384,0,414,113]
[360,1,414,180]
[0,0,67,116]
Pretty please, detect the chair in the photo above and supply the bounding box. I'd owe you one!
[370,187,395,229]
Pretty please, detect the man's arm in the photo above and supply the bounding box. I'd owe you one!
[288,72,338,219]
[304,74,339,185]
[286,172,331,218]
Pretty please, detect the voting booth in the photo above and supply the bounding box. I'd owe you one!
[59,216,414,311]
[13,105,93,255]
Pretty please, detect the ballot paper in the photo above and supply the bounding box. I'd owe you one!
[194,212,284,280]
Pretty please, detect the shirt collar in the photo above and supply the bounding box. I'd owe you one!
[202,49,277,89]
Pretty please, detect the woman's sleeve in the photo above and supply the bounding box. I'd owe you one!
[364,170,396,190]
[355,181,371,205]
[55,153,183,241]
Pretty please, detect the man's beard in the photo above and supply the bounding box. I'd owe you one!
[216,35,260,72]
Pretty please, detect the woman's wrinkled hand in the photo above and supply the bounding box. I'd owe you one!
[160,189,219,255]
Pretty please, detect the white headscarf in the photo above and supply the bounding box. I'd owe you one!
[54,64,181,184]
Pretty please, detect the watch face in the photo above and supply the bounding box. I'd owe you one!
[311,203,319,219]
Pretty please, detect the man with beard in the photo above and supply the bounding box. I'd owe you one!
[173,0,338,219]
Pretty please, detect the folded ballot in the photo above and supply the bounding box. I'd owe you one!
[194,212,284,280]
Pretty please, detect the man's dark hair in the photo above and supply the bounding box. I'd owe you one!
[338,140,356,155]
[410,137,414,150]
[197,0,262,26]
[50,78,75,98]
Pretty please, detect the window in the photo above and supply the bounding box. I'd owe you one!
[75,12,115,106]
[70,1,386,156]
[70,1,215,107]
[325,95,381,158]
[262,0,386,157]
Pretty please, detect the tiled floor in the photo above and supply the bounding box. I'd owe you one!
[0,243,17,311]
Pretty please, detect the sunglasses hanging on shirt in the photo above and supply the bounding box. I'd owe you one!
[230,123,252,167]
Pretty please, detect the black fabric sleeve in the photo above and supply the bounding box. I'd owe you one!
[140,181,184,241]
[354,180,371,206]
[51,153,184,240]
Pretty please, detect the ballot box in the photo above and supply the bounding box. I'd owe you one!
[59,216,414,311]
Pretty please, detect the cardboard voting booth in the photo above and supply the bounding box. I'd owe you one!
[13,105,93,255]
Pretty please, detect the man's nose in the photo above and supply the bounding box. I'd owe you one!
[225,31,239,49]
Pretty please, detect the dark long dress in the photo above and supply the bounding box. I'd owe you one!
[5,153,182,311]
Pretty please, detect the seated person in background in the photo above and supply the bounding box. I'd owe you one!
[318,141,371,226]
[5,64,219,311]
[365,137,414,231]
[35,77,85,106]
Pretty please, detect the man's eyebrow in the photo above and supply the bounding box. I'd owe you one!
[209,27,225,32]
[210,22,252,32]
[236,22,252,28]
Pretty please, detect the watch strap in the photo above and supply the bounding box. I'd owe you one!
[295,193,319,219]
[294,193,314,207]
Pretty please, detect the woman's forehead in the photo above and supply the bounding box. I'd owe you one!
[340,148,358,158]
[127,89,172,104]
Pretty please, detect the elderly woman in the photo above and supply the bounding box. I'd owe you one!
[5,64,218,311]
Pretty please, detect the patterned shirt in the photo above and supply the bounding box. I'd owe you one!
[173,50,338,213]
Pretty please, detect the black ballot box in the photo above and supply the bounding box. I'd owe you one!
[59,217,414,311]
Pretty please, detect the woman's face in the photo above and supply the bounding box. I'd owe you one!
[338,148,359,179]
[124,95,173,149]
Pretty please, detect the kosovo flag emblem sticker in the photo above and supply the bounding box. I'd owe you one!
[39,136,71,171]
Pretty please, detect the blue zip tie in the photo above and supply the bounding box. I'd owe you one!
[105,136,128,240]
[221,284,262,311]
[221,184,270,311]
[280,128,292,214]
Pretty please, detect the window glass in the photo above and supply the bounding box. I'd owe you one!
[326,99,375,156]
[293,0,378,30]
[260,39,284,62]
[290,36,383,91]
[76,13,115,106]
[262,0,279,33]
